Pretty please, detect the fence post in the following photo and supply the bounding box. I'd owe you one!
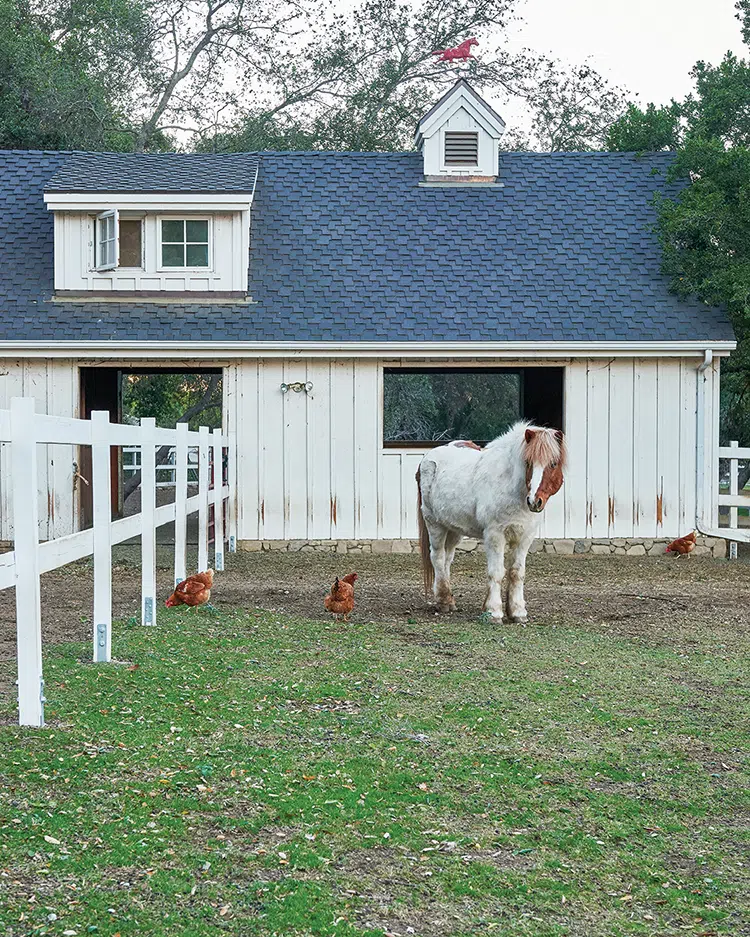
[198,425,209,572]
[174,422,188,586]
[212,428,225,571]
[228,432,237,553]
[140,417,157,626]
[91,410,112,661]
[10,397,44,727]
[729,440,739,531]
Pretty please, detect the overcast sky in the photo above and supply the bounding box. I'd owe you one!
[510,0,746,104]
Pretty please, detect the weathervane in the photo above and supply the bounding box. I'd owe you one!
[432,37,478,64]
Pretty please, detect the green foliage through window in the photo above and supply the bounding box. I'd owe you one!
[383,369,522,445]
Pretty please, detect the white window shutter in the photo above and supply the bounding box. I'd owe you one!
[96,209,118,271]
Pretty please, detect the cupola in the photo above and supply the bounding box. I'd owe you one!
[415,79,506,183]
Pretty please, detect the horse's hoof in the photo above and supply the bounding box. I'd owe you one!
[509,614,528,624]
[438,602,457,613]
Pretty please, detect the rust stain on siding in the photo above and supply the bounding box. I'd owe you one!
[284,496,290,523]
[586,501,593,527]
[608,496,615,527]
[330,496,338,526]
[656,492,664,525]
[260,500,265,523]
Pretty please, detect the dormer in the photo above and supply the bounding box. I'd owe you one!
[43,153,258,297]
[415,80,505,184]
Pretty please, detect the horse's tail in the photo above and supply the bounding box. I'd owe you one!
[415,466,434,597]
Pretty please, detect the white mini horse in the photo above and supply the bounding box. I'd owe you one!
[416,422,566,623]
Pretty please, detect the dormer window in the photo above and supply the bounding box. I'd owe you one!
[444,132,479,167]
[160,219,210,268]
[44,152,258,295]
[415,79,506,184]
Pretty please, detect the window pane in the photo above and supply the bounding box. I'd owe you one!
[162,220,184,243]
[161,243,185,267]
[383,370,522,444]
[119,219,142,267]
[186,243,208,266]
[186,220,208,243]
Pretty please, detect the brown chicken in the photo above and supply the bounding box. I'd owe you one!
[324,573,357,621]
[665,531,697,555]
[166,569,214,608]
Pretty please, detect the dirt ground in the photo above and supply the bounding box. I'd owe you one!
[1,547,749,669]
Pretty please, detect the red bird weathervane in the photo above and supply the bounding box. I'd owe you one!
[432,37,478,63]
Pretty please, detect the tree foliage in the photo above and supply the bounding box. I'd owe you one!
[1,0,627,153]
[0,0,130,149]
[122,373,222,430]
[607,2,750,451]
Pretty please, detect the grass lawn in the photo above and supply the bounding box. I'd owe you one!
[0,552,749,936]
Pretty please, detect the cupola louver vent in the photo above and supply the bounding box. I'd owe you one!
[444,131,479,166]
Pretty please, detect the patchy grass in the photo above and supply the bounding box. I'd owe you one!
[0,554,749,936]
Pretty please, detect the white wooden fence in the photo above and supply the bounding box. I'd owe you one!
[123,445,200,488]
[717,440,750,558]
[0,397,236,727]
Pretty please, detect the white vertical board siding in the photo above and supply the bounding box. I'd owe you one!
[678,359,698,535]
[585,361,611,538]
[656,360,682,537]
[0,359,77,542]
[380,451,403,539]
[633,359,659,537]
[563,361,587,539]
[233,355,708,544]
[54,212,245,293]
[260,360,286,539]
[330,361,356,540]
[307,361,333,540]
[283,360,309,539]
[354,361,380,538]
[608,359,635,538]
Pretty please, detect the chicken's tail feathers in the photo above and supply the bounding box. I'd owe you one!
[416,466,434,598]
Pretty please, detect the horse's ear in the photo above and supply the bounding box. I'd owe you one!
[524,428,536,444]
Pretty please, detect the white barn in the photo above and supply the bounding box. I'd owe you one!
[0,81,735,556]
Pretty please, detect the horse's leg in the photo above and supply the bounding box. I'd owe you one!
[482,525,506,622]
[427,523,456,612]
[506,525,534,623]
[441,531,461,610]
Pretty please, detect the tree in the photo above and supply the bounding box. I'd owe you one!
[199,0,627,153]
[121,373,222,499]
[606,0,750,474]
[0,0,130,149]
[3,0,627,153]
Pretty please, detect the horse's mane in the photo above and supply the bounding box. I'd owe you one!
[486,421,566,468]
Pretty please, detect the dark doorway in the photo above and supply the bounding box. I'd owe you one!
[522,367,564,431]
[79,367,122,527]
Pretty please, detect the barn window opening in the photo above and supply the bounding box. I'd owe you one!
[383,367,563,448]
[444,131,479,166]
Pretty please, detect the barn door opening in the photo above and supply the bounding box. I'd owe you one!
[79,368,223,538]
[79,367,122,528]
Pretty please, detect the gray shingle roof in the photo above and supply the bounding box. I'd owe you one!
[0,148,735,344]
[44,152,259,193]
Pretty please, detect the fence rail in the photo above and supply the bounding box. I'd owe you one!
[123,445,200,488]
[0,398,237,727]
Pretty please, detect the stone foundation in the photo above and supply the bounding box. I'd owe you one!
[238,535,727,558]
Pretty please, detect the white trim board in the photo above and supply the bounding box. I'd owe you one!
[0,340,736,360]
[45,192,254,213]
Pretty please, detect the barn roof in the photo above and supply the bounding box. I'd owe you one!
[0,148,735,344]
[44,151,259,193]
